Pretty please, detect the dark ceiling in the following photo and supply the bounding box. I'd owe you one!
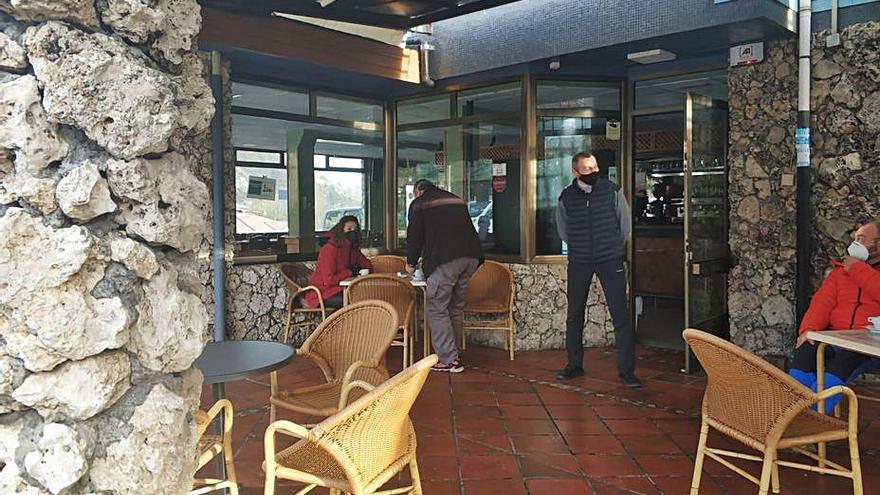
[198,0,522,29]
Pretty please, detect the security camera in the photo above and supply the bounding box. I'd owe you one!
[549,58,561,71]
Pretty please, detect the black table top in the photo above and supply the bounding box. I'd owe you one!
[194,340,295,385]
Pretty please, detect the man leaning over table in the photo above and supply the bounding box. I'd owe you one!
[789,220,880,412]
[406,179,484,373]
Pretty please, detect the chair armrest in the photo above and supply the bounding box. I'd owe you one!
[198,399,233,438]
[810,385,859,424]
[264,420,313,474]
[338,360,381,408]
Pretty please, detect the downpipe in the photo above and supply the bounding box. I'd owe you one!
[795,1,812,324]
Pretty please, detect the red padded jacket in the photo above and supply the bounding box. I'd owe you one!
[798,260,880,335]
[304,236,373,308]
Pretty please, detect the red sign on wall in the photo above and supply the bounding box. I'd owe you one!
[492,176,506,193]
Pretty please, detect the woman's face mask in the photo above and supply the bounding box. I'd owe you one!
[344,230,360,245]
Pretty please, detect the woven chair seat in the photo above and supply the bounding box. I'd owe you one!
[273,383,346,416]
[464,304,508,313]
[778,409,848,448]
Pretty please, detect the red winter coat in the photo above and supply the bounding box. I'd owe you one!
[304,235,373,308]
[798,260,880,335]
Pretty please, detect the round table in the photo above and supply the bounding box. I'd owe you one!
[194,340,295,384]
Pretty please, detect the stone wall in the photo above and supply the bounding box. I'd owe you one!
[226,260,615,351]
[728,21,880,357]
[0,2,214,494]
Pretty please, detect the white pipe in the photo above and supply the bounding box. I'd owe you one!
[798,0,811,114]
[831,0,838,34]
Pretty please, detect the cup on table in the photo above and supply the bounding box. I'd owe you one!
[359,268,370,276]
[413,268,425,280]
[869,316,880,331]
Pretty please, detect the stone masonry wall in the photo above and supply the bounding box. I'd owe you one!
[226,261,615,351]
[0,3,214,494]
[728,21,880,357]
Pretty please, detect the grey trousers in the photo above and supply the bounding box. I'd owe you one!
[426,257,480,364]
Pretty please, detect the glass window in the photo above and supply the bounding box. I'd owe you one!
[232,85,385,252]
[635,69,728,109]
[316,94,383,123]
[231,81,309,115]
[396,119,521,256]
[235,166,288,234]
[535,82,621,256]
[397,94,451,125]
[458,82,521,116]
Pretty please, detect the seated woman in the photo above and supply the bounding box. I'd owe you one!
[304,215,373,309]
[789,220,880,412]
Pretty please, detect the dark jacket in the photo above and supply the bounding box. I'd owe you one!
[305,234,373,307]
[799,259,880,335]
[406,186,484,276]
[556,178,629,264]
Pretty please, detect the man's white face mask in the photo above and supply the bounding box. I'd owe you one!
[847,240,870,261]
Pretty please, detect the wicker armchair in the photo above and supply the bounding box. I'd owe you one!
[190,399,238,495]
[278,262,337,342]
[269,300,399,423]
[683,329,863,495]
[461,260,516,360]
[263,355,438,495]
[369,255,407,274]
[347,274,417,368]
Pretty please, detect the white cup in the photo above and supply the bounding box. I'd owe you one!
[413,268,425,280]
[869,316,880,330]
[359,268,370,276]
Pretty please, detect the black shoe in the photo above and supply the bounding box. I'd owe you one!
[620,374,642,388]
[556,365,584,380]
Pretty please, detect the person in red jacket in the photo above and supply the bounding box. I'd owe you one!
[304,215,373,309]
[789,221,880,411]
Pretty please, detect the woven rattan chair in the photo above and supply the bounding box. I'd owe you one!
[461,260,516,360]
[369,255,407,274]
[683,329,863,495]
[269,300,399,424]
[190,399,238,495]
[279,262,338,342]
[346,274,417,368]
[263,354,438,495]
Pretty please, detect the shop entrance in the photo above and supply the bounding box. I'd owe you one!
[631,82,730,372]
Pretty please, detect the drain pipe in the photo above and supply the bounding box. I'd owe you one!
[418,40,435,87]
[795,1,812,325]
[210,51,227,343]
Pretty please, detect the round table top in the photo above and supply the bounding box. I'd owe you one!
[194,340,295,384]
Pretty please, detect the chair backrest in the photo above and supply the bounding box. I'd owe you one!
[311,355,438,491]
[346,274,416,328]
[682,329,814,447]
[300,300,400,383]
[278,262,311,293]
[369,255,407,274]
[464,260,514,310]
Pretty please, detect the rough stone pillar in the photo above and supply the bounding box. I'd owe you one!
[0,2,214,494]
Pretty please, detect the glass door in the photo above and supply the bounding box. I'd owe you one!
[684,93,730,373]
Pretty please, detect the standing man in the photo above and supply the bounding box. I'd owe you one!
[556,152,639,387]
[406,179,484,373]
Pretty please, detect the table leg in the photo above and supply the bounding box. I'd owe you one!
[422,288,431,359]
[816,342,827,469]
[212,382,229,495]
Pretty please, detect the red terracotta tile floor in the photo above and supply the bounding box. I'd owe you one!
[198,344,880,495]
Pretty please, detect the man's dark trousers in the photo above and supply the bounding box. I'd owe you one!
[566,258,634,377]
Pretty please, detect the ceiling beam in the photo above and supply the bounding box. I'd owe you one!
[199,7,421,83]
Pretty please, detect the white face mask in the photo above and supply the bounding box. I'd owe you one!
[847,241,870,261]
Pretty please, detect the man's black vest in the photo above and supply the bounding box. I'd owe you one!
[560,178,623,264]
